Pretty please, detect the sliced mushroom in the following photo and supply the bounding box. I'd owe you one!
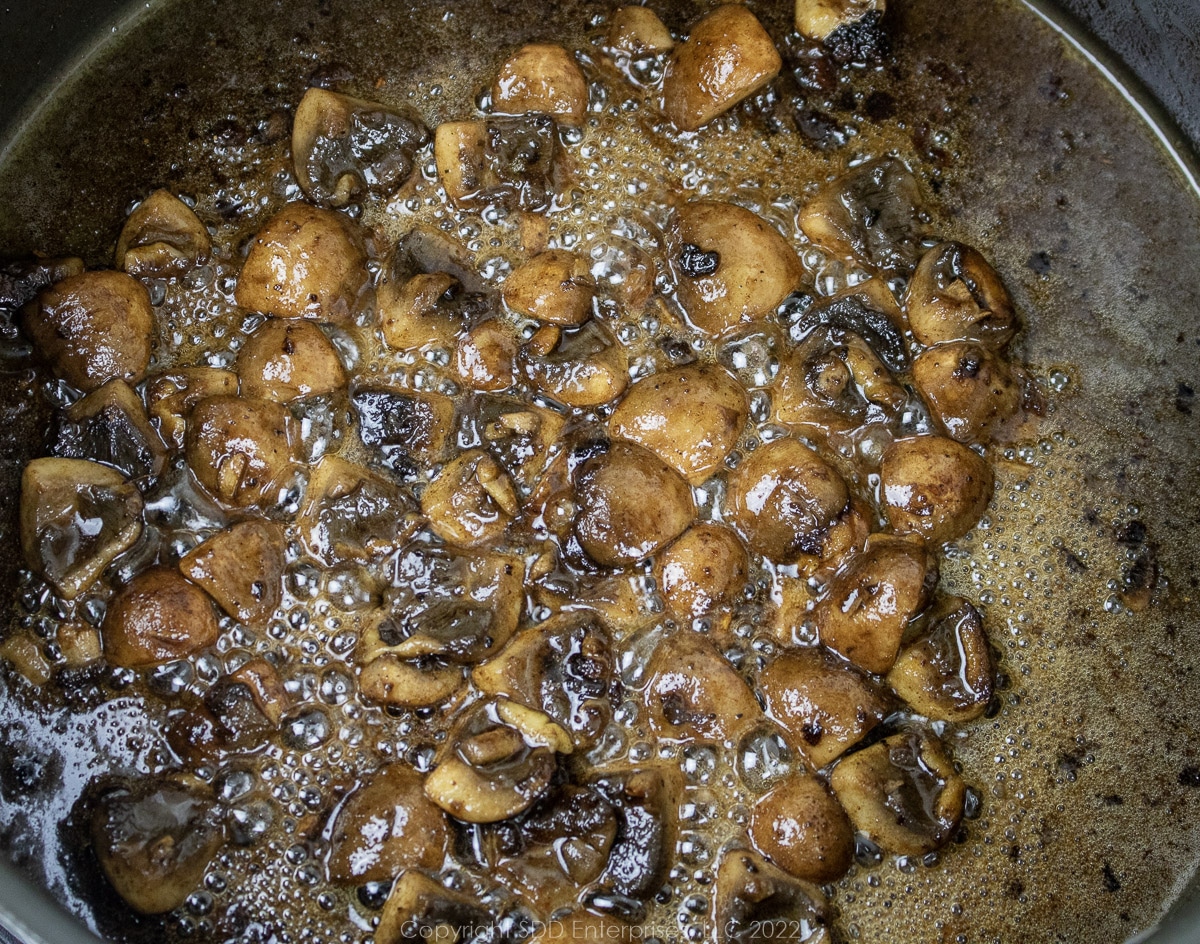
[655,523,749,622]
[880,435,994,544]
[610,364,748,484]
[50,379,165,482]
[292,87,428,208]
[605,6,675,57]
[91,778,225,915]
[492,44,589,125]
[24,270,154,392]
[829,730,966,855]
[785,278,909,372]
[379,271,473,352]
[589,763,682,901]
[672,202,803,337]
[297,454,421,564]
[393,223,492,295]
[435,115,561,211]
[887,595,993,722]
[326,765,450,884]
[644,630,763,743]
[713,847,833,944]
[574,440,695,568]
[798,157,928,274]
[115,190,212,278]
[471,394,566,492]
[235,203,369,322]
[228,657,290,725]
[455,319,520,392]
[435,120,489,206]
[375,870,494,944]
[145,367,239,449]
[358,606,466,709]
[102,566,220,668]
[503,250,595,326]
[759,647,890,769]
[421,448,519,548]
[352,386,455,468]
[0,256,84,310]
[473,611,614,749]
[237,319,347,402]
[0,633,51,686]
[905,242,1017,348]
[749,775,854,884]
[726,438,849,564]
[179,520,284,626]
[186,395,298,510]
[795,0,884,42]
[815,534,936,675]
[911,341,1023,445]
[523,318,629,408]
[20,458,143,600]
[662,5,782,132]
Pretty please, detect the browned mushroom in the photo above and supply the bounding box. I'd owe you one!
[749,774,855,883]
[357,608,466,709]
[491,44,589,125]
[434,115,562,211]
[351,386,455,468]
[911,341,1023,444]
[905,242,1018,348]
[186,395,298,510]
[795,0,885,42]
[115,190,212,278]
[503,250,595,326]
[144,367,239,449]
[236,318,347,402]
[102,566,220,668]
[421,448,520,548]
[474,395,566,492]
[179,520,284,626]
[378,271,471,353]
[880,435,994,544]
[455,319,520,391]
[523,318,629,408]
[589,764,682,901]
[655,523,749,623]
[375,871,495,944]
[605,6,675,58]
[713,847,833,944]
[53,379,167,480]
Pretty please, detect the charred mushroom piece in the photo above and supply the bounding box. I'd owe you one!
[422,448,519,549]
[115,190,212,278]
[237,319,347,402]
[375,871,495,944]
[91,778,225,915]
[644,630,763,743]
[655,523,749,622]
[880,435,994,544]
[326,765,450,884]
[0,255,84,310]
[749,775,854,884]
[492,44,589,126]
[503,250,595,326]
[523,318,629,408]
[179,520,284,626]
[574,440,695,567]
[610,364,749,484]
[235,203,369,322]
[186,395,298,510]
[435,115,561,211]
[352,387,455,468]
[292,87,428,208]
[20,458,143,600]
[713,848,833,944]
[786,278,909,372]
[145,367,239,449]
[297,455,420,563]
[911,341,1023,445]
[905,242,1017,348]
[759,647,891,770]
[53,379,167,480]
[24,270,154,392]
[798,157,928,274]
[815,534,937,675]
[672,202,803,337]
[726,438,849,564]
[590,764,682,901]
[830,730,966,855]
[102,566,220,668]
[662,5,782,132]
[887,596,993,722]
[605,6,675,57]
[455,319,520,392]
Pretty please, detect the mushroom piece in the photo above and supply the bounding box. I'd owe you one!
[234,203,369,322]
[352,386,455,468]
[102,566,220,668]
[53,379,167,481]
[378,271,474,353]
[829,730,966,855]
[24,270,154,392]
[911,341,1023,445]
[227,657,290,725]
[375,871,495,944]
[815,534,937,675]
[145,367,239,449]
[905,242,1017,348]
[798,157,928,274]
[726,438,849,564]
[672,202,804,337]
[574,440,695,568]
[91,778,225,915]
[0,255,84,310]
[523,318,629,408]
[421,448,519,549]
[589,764,682,901]
[503,250,595,326]
[879,435,994,544]
[492,44,589,126]
[662,5,782,132]
[325,765,450,884]
[357,609,466,709]
[435,115,561,211]
[455,319,520,392]
[186,395,298,510]
[472,611,614,750]
[713,847,833,944]
[297,455,421,564]
[785,278,909,372]
[237,319,347,402]
[758,647,891,769]
[795,0,884,41]
[115,190,212,278]
[748,775,854,884]
[887,596,994,722]
[644,630,763,743]
[179,520,284,626]
[20,458,143,600]
[655,523,749,623]
[292,87,429,208]
[610,364,749,484]
[472,395,566,492]
[605,6,675,57]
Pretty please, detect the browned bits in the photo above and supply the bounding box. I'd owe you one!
[795,0,886,41]
[880,435,995,543]
[749,774,855,883]
[101,566,220,668]
[236,318,347,402]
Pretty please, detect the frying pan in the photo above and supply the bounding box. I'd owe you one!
[0,0,1198,942]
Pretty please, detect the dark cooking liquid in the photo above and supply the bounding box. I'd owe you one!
[0,1,1199,943]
